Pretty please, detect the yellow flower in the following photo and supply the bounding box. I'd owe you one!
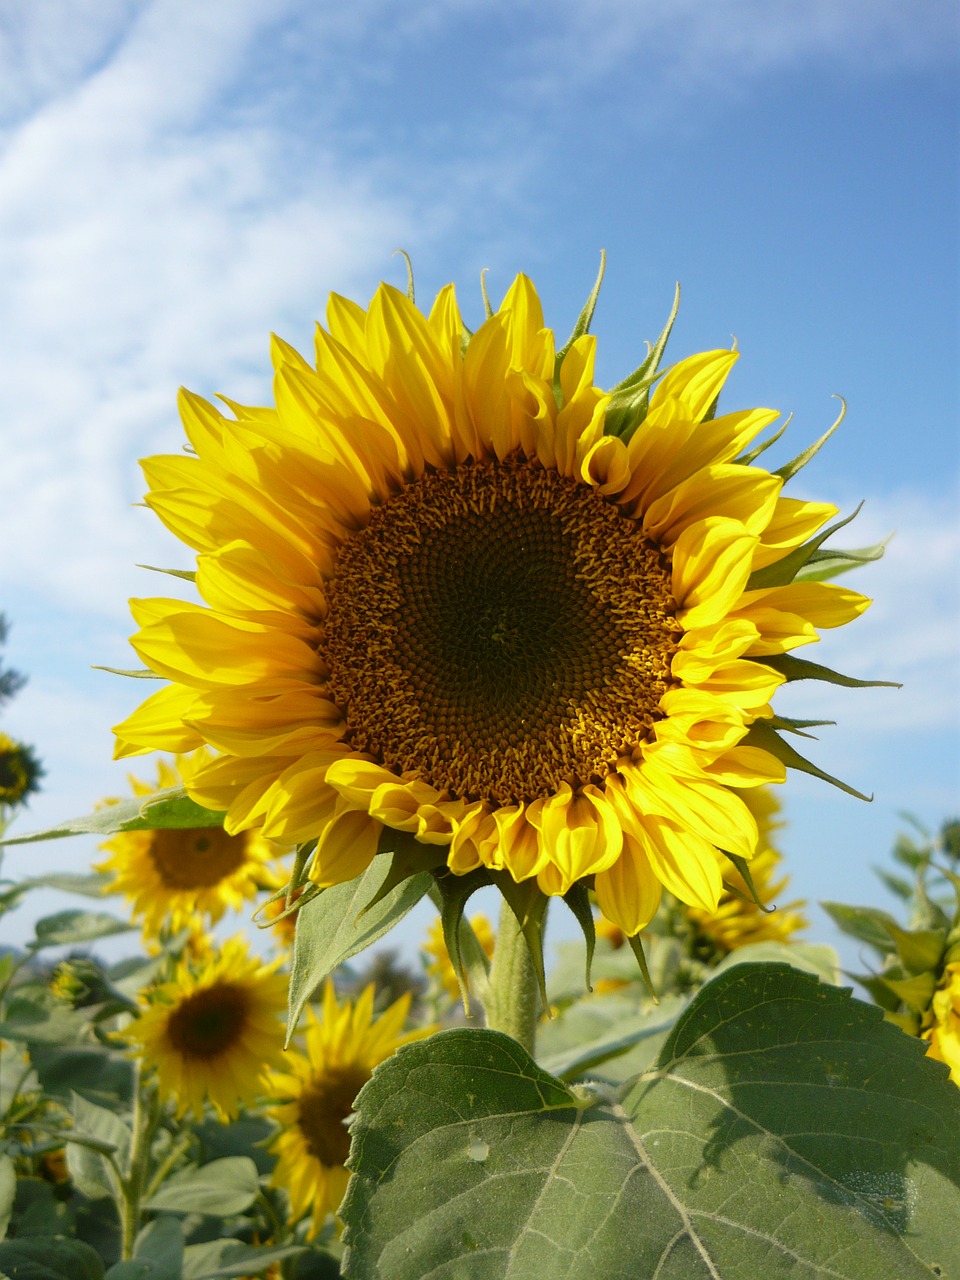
[266,982,430,1235]
[96,756,282,939]
[0,731,42,806]
[923,962,960,1085]
[685,786,806,953]
[422,913,495,1000]
[126,936,287,1120]
[114,271,869,938]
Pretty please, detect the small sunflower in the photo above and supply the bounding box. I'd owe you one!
[923,962,960,1085]
[126,936,287,1120]
[0,731,42,807]
[685,786,806,955]
[267,981,429,1235]
[422,913,495,1000]
[114,267,871,944]
[96,756,281,939]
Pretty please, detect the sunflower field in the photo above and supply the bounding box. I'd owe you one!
[1,272,959,1279]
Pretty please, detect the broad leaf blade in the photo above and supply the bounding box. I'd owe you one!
[1,787,225,844]
[142,1156,260,1216]
[341,964,960,1279]
[287,857,432,1036]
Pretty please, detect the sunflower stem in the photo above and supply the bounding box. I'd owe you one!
[119,1071,161,1261]
[483,899,540,1055]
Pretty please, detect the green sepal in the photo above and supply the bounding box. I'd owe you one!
[480,267,494,320]
[766,713,835,739]
[882,970,938,1014]
[393,248,415,303]
[361,832,448,917]
[758,653,902,690]
[746,502,864,591]
[734,414,791,465]
[0,786,226,845]
[562,882,596,991]
[851,972,905,1013]
[774,396,845,482]
[91,666,164,679]
[603,284,680,442]
[136,564,197,582]
[884,1008,922,1036]
[488,871,551,1012]
[554,251,606,394]
[794,536,891,584]
[743,721,871,801]
[724,853,773,913]
[433,867,494,1016]
[625,932,658,1002]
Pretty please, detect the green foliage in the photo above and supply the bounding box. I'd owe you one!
[342,964,960,1279]
[0,788,225,845]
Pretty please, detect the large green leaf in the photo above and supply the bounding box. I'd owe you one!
[341,964,960,1279]
[66,1093,131,1203]
[29,909,133,950]
[0,787,225,845]
[142,1156,260,1216]
[287,857,432,1037]
[105,1216,185,1279]
[0,1235,105,1279]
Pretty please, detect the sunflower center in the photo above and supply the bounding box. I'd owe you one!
[319,458,679,806]
[296,1064,370,1167]
[147,827,248,890]
[166,982,249,1060]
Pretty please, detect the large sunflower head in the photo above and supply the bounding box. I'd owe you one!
[0,731,42,807]
[95,755,282,940]
[113,265,871,965]
[126,935,288,1120]
[266,981,430,1236]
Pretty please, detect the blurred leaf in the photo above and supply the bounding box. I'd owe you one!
[288,858,432,1038]
[0,992,89,1045]
[537,993,688,1082]
[193,1115,275,1176]
[31,1043,135,1107]
[103,1217,186,1280]
[342,964,960,1279]
[820,901,901,952]
[66,1093,131,1202]
[180,1240,304,1279]
[0,1235,105,1279]
[0,1154,14,1243]
[29,909,133,950]
[19,872,112,898]
[1,788,225,845]
[710,940,842,985]
[142,1157,260,1216]
[883,923,946,975]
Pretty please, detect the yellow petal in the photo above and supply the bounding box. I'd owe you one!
[672,517,758,629]
[113,683,205,758]
[642,464,781,548]
[594,835,663,936]
[649,350,739,422]
[310,806,381,888]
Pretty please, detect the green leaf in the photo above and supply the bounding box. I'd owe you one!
[106,1215,186,1280]
[0,1154,14,1243]
[29,909,133,950]
[142,1156,260,1216]
[1,787,225,845]
[820,902,903,952]
[180,1240,305,1280]
[0,1236,105,1280]
[341,964,960,1279]
[743,720,871,801]
[66,1093,131,1202]
[774,396,845,482]
[793,536,891,583]
[0,992,90,1045]
[537,993,688,1082]
[30,1043,135,1107]
[19,871,113,898]
[710,940,842,986]
[287,857,432,1039]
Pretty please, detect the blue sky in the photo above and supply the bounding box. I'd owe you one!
[1,0,957,964]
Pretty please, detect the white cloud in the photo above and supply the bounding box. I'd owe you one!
[0,0,423,618]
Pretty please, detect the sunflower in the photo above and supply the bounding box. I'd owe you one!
[923,962,960,1086]
[685,785,806,954]
[126,936,287,1120]
[422,912,495,1000]
[266,981,429,1235]
[96,756,282,939]
[114,268,870,940]
[0,731,42,807]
